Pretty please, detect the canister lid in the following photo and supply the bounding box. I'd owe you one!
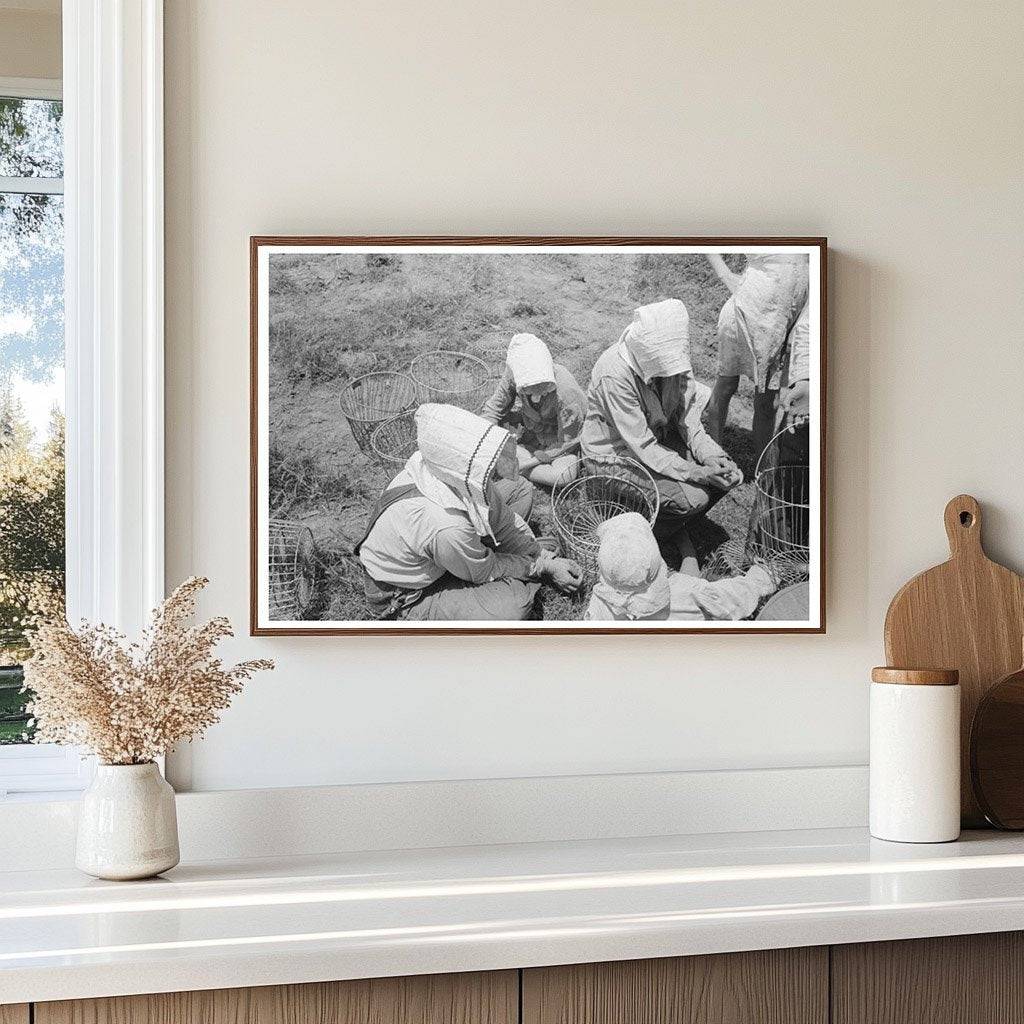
[871,667,959,686]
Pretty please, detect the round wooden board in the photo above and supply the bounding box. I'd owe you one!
[970,665,1024,829]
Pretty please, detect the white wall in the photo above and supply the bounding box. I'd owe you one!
[164,0,1024,792]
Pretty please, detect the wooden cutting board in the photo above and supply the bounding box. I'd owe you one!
[884,494,1024,826]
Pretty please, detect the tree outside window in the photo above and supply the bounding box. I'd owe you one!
[0,94,65,744]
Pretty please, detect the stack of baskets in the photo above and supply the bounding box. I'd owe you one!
[339,350,492,467]
[370,411,418,468]
[338,371,419,458]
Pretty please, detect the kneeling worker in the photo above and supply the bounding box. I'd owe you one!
[582,298,742,570]
[357,403,583,621]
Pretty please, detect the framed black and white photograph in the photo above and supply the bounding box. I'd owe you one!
[251,237,826,635]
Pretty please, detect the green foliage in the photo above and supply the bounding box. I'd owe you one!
[0,393,65,674]
[0,665,30,744]
[1,97,65,732]
[0,399,65,742]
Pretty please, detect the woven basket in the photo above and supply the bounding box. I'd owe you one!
[338,371,418,456]
[409,350,491,413]
[370,412,418,468]
[551,456,659,581]
[268,519,319,620]
[745,424,811,578]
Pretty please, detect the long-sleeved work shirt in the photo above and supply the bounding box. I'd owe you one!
[358,479,540,589]
[581,343,726,482]
[480,363,587,451]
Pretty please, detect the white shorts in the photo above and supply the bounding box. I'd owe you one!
[716,267,803,391]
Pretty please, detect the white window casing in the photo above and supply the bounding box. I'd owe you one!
[0,0,165,798]
[64,0,164,637]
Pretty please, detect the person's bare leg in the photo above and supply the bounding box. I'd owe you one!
[674,527,700,577]
[753,388,780,460]
[527,454,579,490]
[707,375,740,443]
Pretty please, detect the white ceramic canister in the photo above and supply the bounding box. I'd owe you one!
[76,762,180,880]
[869,667,961,843]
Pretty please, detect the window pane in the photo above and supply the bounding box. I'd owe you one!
[0,98,63,179]
[0,188,65,744]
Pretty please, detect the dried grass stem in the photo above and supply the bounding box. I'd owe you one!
[23,577,273,765]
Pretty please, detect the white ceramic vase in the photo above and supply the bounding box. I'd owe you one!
[76,762,180,880]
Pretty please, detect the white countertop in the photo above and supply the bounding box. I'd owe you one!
[4,826,1024,1004]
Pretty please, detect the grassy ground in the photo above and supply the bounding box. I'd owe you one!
[268,252,759,621]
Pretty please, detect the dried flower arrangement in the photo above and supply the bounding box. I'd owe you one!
[23,577,273,765]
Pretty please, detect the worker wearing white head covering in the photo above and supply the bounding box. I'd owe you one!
[505,333,556,389]
[619,299,692,383]
[582,299,741,554]
[588,513,672,620]
[481,333,587,490]
[585,513,778,623]
[358,404,584,620]
[405,403,511,542]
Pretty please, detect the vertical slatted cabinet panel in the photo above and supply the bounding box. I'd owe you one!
[832,933,1024,1024]
[0,1006,29,1024]
[522,948,828,1024]
[34,971,518,1024]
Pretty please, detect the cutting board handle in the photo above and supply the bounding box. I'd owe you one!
[944,494,983,558]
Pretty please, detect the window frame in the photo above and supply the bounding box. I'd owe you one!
[0,76,64,195]
[0,77,61,102]
[0,0,165,799]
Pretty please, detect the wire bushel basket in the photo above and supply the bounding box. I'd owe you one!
[551,455,660,581]
[701,429,811,597]
[268,519,319,620]
[703,423,811,592]
[409,350,491,413]
[746,423,811,585]
[370,412,418,468]
[338,371,419,456]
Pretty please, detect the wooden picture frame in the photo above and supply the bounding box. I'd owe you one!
[251,236,827,635]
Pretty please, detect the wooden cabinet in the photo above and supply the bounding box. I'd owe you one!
[23,932,1024,1024]
[832,932,1024,1024]
[34,971,517,1024]
[522,948,828,1024]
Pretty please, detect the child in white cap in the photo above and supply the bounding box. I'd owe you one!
[480,333,587,489]
[584,513,777,622]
